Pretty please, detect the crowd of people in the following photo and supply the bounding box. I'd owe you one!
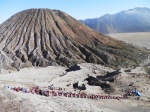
[124,88,142,100]
[4,85,126,100]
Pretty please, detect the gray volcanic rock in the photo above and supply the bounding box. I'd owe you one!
[0,8,150,69]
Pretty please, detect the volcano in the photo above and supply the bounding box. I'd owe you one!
[0,9,149,69]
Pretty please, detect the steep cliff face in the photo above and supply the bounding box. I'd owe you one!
[0,8,149,69]
[80,7,150,34]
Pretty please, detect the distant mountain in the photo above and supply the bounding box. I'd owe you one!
[80,7,150,34]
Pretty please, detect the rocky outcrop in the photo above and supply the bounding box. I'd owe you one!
[0,8,150,70]
[65,64,81,72]
[86,76,114,93]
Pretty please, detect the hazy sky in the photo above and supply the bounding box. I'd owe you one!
[0,0,150,24]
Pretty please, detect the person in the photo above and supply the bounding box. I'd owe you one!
[132,88,141,100]
[23,88,28,93]
[132,88,137,96]
[7,85,11,90]
[26,87,30,93]
[136,91,141,100]
[39,89,43,95]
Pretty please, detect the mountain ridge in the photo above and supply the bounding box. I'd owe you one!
[80,7,150,34]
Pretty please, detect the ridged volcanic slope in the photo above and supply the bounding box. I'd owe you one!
[0,9,149,68]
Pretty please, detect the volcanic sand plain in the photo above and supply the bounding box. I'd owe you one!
[108,32,150,49]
